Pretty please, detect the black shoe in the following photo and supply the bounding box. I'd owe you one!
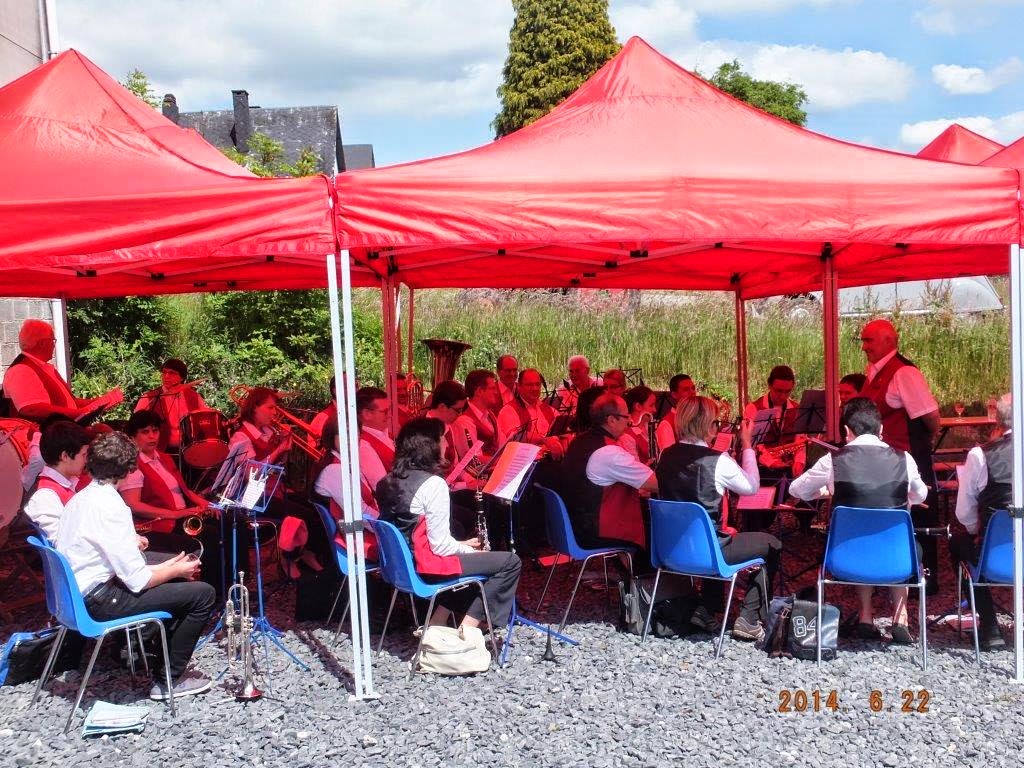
[855,622,882,640]
[890,624,914,645]
[980,625,1007,651]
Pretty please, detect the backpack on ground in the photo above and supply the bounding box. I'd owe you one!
[618,574,698,638]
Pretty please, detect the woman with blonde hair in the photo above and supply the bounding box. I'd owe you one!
[655,396,781,642]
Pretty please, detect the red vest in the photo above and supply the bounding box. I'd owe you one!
[142,387,202,450]
[8,353,75,417]
[360,429,395,471]
[861,355,911,452]
[328,493,379,561]
[37,475,75,505]
[135,452,189,533]
[508,399,556,437]
[464,406,499,455]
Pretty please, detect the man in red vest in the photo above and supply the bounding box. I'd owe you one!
[452,369,504,463]
[859,318,941,594]
[356,386,395,509]
[497,368,564,459]
[3,319,122,422]
[133,359,206,454]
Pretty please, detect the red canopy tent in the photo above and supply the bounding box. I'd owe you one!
[0,50,381,297]
[982,135,1024,169]
[336,37,1021,299]
[916,123,1004,163]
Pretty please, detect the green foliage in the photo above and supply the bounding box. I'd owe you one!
[221,132,321,178]
[493,0,620,137]
[121,68,159,109]
[703,60,808,126]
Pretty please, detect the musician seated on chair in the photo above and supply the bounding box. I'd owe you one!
[654,374,697,453]
[309,377,338,439]
[555,355,601,415]
[313,418,380,561]
[355,386,394,510]
[494,355,519,413]
[57,432,215,700]
[788,397,927,645]
[451,370,505,465]
[133,359,206,454]
[2,319,123,423]
[23,419,91,542]
[556,393,657,560]
[621,385,657,464]
[656,396,781,642]
[496,368,564,459]
[602,369,627,398]
[376,417,521,634]
[119,410,222,591]
[950,392,1012,650]
[744,365,800,473]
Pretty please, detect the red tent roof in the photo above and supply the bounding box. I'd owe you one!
[981,134,1024,169]
[916,124,1004,163]
[0,50,364,298]
[336,37,1019,298]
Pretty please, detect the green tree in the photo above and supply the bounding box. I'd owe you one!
[221,132,321,178]
[703,60,808,126]
[121,68,159,109]
[493,0,620,137]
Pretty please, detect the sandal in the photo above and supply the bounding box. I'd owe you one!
[890,624,914,645]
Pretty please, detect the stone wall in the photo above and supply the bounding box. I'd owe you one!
[0,299,54,371]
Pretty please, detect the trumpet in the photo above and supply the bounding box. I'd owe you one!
[182,515,204,537]
[273,406,325,463]
[225,572,262,701]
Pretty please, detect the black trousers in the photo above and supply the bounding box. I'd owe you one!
[430,551,522,627]
[949,533,997,628]
[700,532,781,623]
[85,579,216,680]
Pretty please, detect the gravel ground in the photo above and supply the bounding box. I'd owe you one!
[3,520,1024,768]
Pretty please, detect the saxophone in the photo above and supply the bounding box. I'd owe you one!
[225,572,262,701]
[474,489,491,551]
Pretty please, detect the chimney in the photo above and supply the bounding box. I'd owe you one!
[161,94,179,124]
[232,89,253,153]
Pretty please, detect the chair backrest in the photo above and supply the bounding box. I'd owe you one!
[312,502,348,576]
[535,484,584,557]
[371,519,429,597]
[978,510,1014,584]
[824,506,920,584]
[648,499,729,577]
[27,526,57,614]
[27,536,97,637]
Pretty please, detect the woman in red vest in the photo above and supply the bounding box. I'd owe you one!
[314,418,380,560]
[376,418,522,633]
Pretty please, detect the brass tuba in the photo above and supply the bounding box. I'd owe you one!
[422,339,472,389]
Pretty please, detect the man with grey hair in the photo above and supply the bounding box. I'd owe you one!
[3,319,122,422]
[951,393,1013,649]
[555,354,601,414]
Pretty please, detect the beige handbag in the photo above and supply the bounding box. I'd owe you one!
[415,625,491,675]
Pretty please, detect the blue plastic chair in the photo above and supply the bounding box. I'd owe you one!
[370,519,495,678]
[534,485,635,634]
[958,510,1014,663]
[26,536,175,733]
[818,506,927,669]
[310,503,407,645]
[645,500,766,658]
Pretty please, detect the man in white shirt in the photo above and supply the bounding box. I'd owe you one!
[790,397,927,644]
[497,368,564,459]
[23,420,90,542]
[859,318,941,594]
[3,319,122,422]
[950,393,1012,650]
[356,386,395,505]
[452,370,504,463]
[494,355,519,413]
[555,355,601,415]
[57,432,215,700]
[655,373,697,451]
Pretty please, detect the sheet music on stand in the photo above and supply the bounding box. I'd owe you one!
[712,424,735,452]
[483,441,542,501]
[750,408,779,447]
[783,389,827,437]
[210,457,283,513]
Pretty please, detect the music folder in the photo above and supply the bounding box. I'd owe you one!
[483,441,542,501]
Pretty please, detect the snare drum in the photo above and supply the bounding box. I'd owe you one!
[179,409,228,469]
[0,418,36,531]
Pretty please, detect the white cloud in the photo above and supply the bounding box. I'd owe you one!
[611,0,699,53]
[679,42,913,110]
[932,58,1024,94]
[682,0,847,14]
[914,0,1024,35]
[899,113,1024,148]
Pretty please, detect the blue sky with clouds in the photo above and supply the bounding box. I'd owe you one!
[56,0,1024,167]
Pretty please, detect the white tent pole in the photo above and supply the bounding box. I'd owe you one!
[381,279,400,436]
[733,290,748,410]
[1009,242,1023,682]
[327,250,377,700]
[822,246,840,441]
[49,298,70,380]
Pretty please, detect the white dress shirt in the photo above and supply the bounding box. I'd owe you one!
[865,349,939,420]
[655,411,676,451]
[24,466,76,542]
[359,426,393,492]
[788,433,928,505]
[954,431,1011,535]
[120,451,187,509]
[497,401,552,443]
[2,351,76,413]
[57,480,151,595]
[413,474,475,556]
[314,453,378,519]
[586,444,655,489]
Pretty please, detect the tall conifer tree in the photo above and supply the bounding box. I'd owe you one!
[493,0,620,138]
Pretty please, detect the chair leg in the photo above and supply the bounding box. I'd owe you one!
[475,582,498,663]
[957,565,964,640]
[408,594,438,680]
[376,588,399,656]
[138,627,150,676]
[816,575,824,667]
[32,626,66,704]
[558,556,594,635]
[326,575,347,627]
[967,575,981,664]
[602,557,610,605]
[125,628,136,677]
[330,576,351,645]
[64,635,105,735]
[409,594,419,628]
[640,569,663,642]
[715,575,737,660]
[152,620,175,718]
[536,553,561,613]
[919,578,928,672]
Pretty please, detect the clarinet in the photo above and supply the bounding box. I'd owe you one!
[646,414,659,463]
[475,489,491,551]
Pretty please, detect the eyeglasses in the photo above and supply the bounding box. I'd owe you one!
[609,413,630,421]
[452,403,468,414]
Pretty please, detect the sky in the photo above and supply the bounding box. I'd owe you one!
[55,0,1024,168]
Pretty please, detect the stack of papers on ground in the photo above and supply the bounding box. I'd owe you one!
[82,701,150,737]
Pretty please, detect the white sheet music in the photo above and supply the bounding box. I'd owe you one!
[483,441,542,500]
[446,440,484,485]
[735,485,777,510]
